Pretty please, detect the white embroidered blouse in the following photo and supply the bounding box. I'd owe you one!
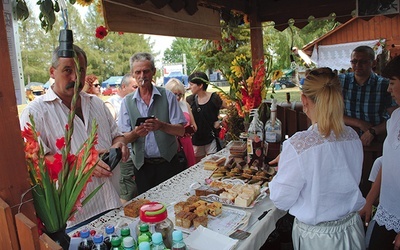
[374,107,400,233]
[269,124,366,225]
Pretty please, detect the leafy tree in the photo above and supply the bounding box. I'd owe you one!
[82,5,153,81]
[18,4,154,84]
[163,38,201,75]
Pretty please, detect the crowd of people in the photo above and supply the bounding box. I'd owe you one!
[20,44,400,249]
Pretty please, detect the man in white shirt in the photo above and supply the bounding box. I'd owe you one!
[105,73,138,202]
[105,73,138,121]
[20,44,129,231]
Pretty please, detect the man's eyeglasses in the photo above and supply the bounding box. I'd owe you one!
[94,84,100,88]
[350,59,371,65]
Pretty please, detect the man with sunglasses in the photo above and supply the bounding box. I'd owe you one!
[339,45,396,146]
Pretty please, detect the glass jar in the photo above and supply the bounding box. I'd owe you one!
[137,202,174,248]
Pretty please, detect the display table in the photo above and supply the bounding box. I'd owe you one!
[70,148,286,249]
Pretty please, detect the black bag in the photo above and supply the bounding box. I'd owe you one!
[212,130,223,151]
[177,138,188,169]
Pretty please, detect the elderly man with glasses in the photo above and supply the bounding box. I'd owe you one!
[338,45,397,197]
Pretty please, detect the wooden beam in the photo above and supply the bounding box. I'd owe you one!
[198,0,249,14]
[0,0,36,232]
[249,0,264,68]
[103,0,222,40]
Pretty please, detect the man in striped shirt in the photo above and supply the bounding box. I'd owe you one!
[20,45,129,231]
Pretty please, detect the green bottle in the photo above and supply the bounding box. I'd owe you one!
[137,234,150,245]
[139,224,153,245]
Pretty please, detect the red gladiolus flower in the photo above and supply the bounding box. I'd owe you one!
[56,137,65,150]
[95,26,108,39]
[118,32,124,35]
[46,154,63,181]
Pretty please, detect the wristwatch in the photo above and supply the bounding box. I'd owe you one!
[368,127,376,136]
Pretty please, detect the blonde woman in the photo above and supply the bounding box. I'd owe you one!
[165,78,197,167]
[269,68,366,249]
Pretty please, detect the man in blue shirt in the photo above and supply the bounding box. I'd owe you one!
[339,46,396,146]
[118,52,187,194]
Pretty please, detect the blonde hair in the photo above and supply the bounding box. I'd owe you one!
[165,78,185,99]
[303,68,344,137]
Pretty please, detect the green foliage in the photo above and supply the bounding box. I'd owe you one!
[163,38,200,75]
[18,5,153,85]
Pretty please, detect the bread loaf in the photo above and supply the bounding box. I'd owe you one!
[123,199,150,218]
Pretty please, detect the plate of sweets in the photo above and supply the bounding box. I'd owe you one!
[195,180,268,209]
[168,195,249,236]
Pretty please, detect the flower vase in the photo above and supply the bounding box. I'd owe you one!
[46,226,70,250]
[244,121,250,134]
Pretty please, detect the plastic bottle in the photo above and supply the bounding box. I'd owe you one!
[110,237,122,250]
[264,99,282,143]
[122,236,135,250]
[104,225,118,250]
[151,232,166,250]
[171,231,187,250]
[120,227,135,249]
[137,234,150,245]
[138,242,151,250]
[139,224,153,245]
[78,229,94,250]
[92,234,107,250]
[138,202,174,248]
[247,109,264,169]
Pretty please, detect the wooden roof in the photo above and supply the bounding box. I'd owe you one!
[302,15,400,57]
[102,0,357,39]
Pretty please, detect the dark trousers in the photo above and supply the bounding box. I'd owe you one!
[369,222,397,250]
[133,154,184,195]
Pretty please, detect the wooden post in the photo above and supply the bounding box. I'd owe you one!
[0,198,18,249]
[249,0,264,68]
[0,2,36,248]
[15,213,40,250]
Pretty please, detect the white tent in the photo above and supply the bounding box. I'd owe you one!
[310,39,385,70]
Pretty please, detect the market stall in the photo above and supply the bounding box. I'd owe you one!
[69,147,286,249]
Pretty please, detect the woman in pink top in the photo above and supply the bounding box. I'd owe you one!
[165,78,197,167]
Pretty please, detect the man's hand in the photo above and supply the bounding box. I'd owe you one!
[93,159,113,178]
[111,141,129,162]
[142,117,163,132]
[360,131,374,146]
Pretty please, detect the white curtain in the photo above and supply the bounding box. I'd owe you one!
[311,39,384,70]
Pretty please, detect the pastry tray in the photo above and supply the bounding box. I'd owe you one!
[167,204,250,236]
[201,178,269,208]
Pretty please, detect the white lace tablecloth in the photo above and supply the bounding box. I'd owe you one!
[70,148,286,250]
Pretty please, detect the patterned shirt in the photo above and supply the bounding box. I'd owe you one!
[20,87,122,228]
[338,72,393,126]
